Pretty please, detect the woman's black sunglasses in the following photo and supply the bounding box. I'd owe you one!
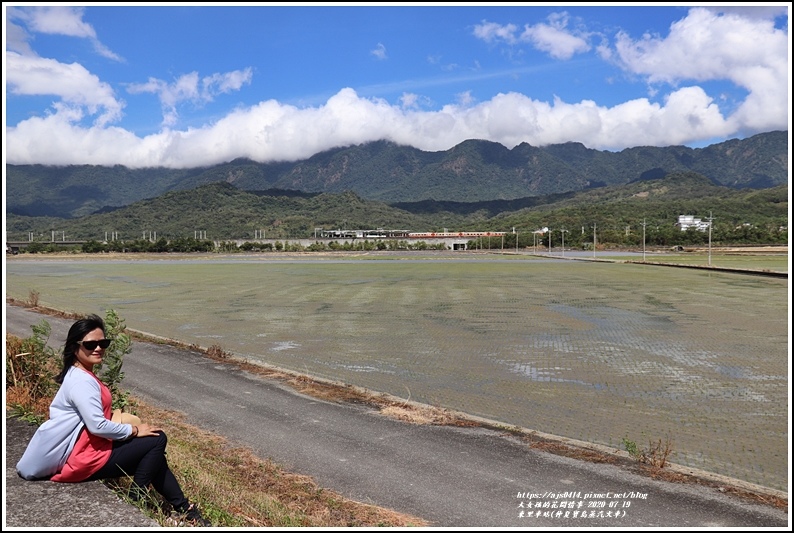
[78,339,111,350]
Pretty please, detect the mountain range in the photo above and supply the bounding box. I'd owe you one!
[5,171,787,246]
[6,130,788,220]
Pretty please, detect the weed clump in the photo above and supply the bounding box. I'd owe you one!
[622,434,674,469]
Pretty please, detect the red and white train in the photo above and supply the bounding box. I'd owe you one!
[407,231,507,238]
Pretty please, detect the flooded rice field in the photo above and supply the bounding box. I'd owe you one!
[4,253,789,491]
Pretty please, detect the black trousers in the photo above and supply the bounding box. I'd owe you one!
[87,431,188,511]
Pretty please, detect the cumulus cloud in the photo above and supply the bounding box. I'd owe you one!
[5,51,124,126]
[15,6,97,39]
[5,18,35,56]
[127,69,253,127]
[7,6,122,60]
[6,85,739,168]
[518,12,590,60]
[456,91,476,107]
[474,12,590,60]
[371,42,387,60]
[473,20,519,45]
[399,92,430,110]
[613,7,788,133]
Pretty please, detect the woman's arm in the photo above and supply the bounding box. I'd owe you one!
[66,371,132,440]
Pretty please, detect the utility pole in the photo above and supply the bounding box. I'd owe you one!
[642,218,647,262]
[513,227,517,253]
[560,228,568,257]
[592,223,597,258]
[707,211,715,266]
[548,228,552,254]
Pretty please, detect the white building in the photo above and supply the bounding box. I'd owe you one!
[676,215,711,232]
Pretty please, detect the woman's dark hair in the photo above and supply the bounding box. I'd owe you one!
[55,314,106,384]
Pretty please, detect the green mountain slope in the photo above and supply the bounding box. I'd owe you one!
[6,131,787,219]
[6,173,787,246]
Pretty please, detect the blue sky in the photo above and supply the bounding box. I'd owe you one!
[3,3,790,168]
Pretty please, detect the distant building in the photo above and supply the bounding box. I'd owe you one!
[676,215,711,232]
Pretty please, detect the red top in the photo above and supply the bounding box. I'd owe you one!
[50,373,114,482]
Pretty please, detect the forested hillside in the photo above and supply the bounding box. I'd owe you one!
[6,131,787,219]
[6,172,787,248]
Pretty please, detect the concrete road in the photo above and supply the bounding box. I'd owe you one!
[5,305,789,528]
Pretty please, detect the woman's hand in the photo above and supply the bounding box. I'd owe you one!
[134,423,163,437]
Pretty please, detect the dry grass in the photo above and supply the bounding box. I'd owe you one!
[645,436,674,469]
[522,433,619,465]
[6,381,53,419]
[5,335,60,421]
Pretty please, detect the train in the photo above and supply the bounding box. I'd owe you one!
[407,231,507,238]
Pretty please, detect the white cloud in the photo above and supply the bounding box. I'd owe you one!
[455,91,475,107]
[371,42,387,60]
[399,93,419,109]
[518,12,590,60]
[703,5,789,20]
[5,51,124,126]
[205,68,254,94]
[6,86,742,168]
[474,13,590,60]
[473,20,519,45]
[612,7,788,134]
[18,6,97,38]
[5,19,35,56]
[127,69,253,127]
[7,6,122,61]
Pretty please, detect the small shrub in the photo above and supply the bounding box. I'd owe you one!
[27,289,40,307]
[95,309,134,412]
[5,321,59,422]
[207,344,230,359]
[622,434,674,469]
[6,309,135,420]
[622,436,641,460]
[646,435,674,469]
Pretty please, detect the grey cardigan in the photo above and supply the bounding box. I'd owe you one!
[16,366,133,480]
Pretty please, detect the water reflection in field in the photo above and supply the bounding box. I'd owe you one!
[5,255,788,491]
